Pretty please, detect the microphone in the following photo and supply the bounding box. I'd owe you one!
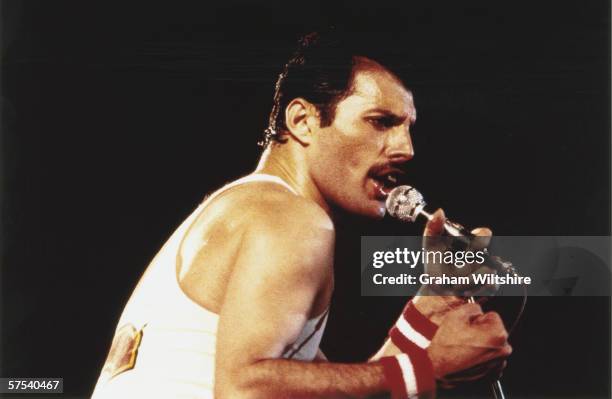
[385,185,518,276]
[386,185,476,238]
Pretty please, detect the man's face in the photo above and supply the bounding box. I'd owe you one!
[308,64,416,219]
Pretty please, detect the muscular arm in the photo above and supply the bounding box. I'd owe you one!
[225,360,387,399]
[214,202,390,399]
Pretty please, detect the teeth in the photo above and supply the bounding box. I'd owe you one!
[387,175,397,184]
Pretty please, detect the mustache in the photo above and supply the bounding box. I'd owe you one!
[368,162,408,177]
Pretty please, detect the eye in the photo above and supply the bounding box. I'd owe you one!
[367,116,396,130]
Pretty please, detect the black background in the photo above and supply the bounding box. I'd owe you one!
[1,1,610,398]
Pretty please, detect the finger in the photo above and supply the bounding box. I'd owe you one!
[412,295,464,313]
[475,343,513,365]
[474,311,508,332]
[472,312,510,346]
[443,370,490,384]
[443,366,493,384]
[473,310,504,327]
[441,296,466,309]
[424,208,446,237]
[471,227,492,237]
[444,302,484,324]
[469,227,492,250]
[501,343,513,357]
[443,358,506,382]
[477,360,508,383]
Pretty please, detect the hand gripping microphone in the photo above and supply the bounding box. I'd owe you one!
[385,185,518,276]
[385,185,514,399]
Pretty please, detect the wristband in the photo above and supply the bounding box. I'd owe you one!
[389,300,438,352]
[380,353,435,399]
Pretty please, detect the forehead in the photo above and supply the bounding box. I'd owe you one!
[340,66,416,119]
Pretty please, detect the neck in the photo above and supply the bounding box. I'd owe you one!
[255,142,332,216]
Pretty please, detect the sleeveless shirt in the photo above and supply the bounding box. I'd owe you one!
[91,174,329,399]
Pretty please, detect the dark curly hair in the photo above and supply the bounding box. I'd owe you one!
[260,31,360,147]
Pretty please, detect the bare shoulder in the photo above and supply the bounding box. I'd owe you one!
[241,184,333,233]
[178,179,335,284]
[222,181,336,276]
[176,180,334,313]
[196,178,331,234]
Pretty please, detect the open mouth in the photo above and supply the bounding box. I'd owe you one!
[369,169,404,200]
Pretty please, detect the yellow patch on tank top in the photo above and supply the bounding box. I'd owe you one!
[101,323,144,379]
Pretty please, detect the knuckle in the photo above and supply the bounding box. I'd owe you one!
[486,311,503,324]
[496,327,509,340]
[453,303,479,319]
[493,327,509,344]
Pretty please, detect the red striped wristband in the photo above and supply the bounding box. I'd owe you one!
[389,300,438,352]
[380,353,436,399]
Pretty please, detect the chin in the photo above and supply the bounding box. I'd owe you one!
[327,187,387,219]
[344,199,387,219]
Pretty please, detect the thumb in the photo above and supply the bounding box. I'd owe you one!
[469,227,492,250]
[424,208,446,237]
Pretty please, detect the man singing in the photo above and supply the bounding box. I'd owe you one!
[92,32,512,398]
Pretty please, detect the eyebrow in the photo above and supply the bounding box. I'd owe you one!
[363,108,417,124]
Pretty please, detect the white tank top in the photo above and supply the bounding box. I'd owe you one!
[91,174,329,399]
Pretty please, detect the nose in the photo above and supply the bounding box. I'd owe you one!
[385,126,414,162]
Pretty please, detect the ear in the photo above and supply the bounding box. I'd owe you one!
[284,98,318,145]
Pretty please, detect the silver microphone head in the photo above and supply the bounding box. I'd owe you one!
[385,185,426,222]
